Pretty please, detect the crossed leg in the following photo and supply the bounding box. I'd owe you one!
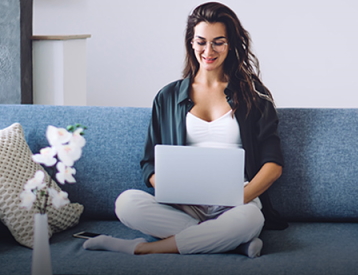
[83,189,264,257]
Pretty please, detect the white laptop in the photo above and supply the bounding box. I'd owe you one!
[154,145,245,206]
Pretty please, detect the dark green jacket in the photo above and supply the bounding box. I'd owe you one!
[140,77,288,230]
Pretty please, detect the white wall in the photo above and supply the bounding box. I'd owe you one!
[33,0,358,108]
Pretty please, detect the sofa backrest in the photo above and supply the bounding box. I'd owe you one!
[273,108,358,222]
[0,105,357,222]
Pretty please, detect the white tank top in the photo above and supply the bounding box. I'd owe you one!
[185,109,245,215]
[186,110,243,149]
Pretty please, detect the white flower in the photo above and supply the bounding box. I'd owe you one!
[48,188,69,209]
[19,123,86,214]
[46,125,72,147]
[19,190,36,210]
[70,128,86,148]
[24,170,46,191]
[32,146,57,166]
[56,162,76,184]
[57,143,82,167]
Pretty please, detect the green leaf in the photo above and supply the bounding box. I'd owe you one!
[67,125,75,132]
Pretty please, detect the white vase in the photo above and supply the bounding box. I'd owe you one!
[32,213,53,275]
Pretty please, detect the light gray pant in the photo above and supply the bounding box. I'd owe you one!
[115,189,264,254]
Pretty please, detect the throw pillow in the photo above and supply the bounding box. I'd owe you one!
[0,123,84,248]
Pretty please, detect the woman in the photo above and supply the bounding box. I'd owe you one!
[84,2,287,257]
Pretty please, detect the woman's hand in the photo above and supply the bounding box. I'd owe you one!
[149,174,156,188]
[244,162,282,204]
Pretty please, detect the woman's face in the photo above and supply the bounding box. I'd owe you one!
[192,21,229,74]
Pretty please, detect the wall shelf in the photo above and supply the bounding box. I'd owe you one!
[32,34,91,106]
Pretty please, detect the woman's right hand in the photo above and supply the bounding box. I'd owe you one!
[149,174,156,188]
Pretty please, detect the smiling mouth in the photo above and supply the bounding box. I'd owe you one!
[202,56,217,63]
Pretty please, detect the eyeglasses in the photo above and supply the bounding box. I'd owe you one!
[191,39,228,53]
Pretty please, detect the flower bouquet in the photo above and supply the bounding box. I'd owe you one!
[19,123,86,275]
[20,124,86,212]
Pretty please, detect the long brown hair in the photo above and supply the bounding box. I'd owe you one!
[183,2,273,114]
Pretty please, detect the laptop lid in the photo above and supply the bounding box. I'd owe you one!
[154,145,245,206]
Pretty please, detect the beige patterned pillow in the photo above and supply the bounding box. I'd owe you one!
[0,123,84,248]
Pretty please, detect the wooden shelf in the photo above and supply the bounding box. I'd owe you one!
[32,34,89,105]
[32,34,91,41]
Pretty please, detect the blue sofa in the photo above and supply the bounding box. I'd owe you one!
[0,105,357,275]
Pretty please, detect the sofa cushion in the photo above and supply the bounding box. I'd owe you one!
[270,109,358,222]
[0,123,84,248]
[1,220,358,275]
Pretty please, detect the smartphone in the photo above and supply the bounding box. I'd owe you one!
[73,231,101,239]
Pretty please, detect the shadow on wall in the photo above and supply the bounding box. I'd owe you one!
[0,0,32,104]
